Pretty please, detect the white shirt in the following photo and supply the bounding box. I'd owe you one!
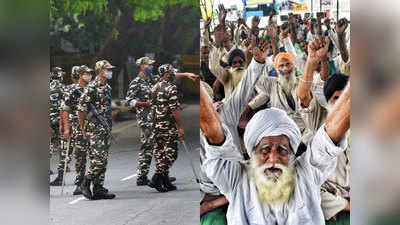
[203,124,347,225]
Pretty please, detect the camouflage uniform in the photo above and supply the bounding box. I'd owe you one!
[125,57,159,179]
[49,78,65,157]
[59,81,90,185]
[150,65,180,176]
[78,75,113,186]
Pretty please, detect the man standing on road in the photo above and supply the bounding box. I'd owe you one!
[58,65,93,195]
[125,57,159,186]
[148,64,184,192]
[49,67,65,176]
[125,57,197,186]
[50,66,81,185]
[78,60,116,200]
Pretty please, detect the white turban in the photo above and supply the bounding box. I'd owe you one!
[244,108,301,154]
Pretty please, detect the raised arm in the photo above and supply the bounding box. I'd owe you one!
[336,18,349,63]
[298,36,330,108]
[175,72,199,81]
[200,83,224,145]
[209,24,230,85]
[325,83,350,143]
[267,23,279,59]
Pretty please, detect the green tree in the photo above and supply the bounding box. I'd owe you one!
[50,0,199,95]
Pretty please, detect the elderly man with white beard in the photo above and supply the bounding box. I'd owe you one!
[200,78,350,224]
[298,37,350,224]
[200,38,270,224]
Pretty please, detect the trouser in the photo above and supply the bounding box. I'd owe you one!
[200,206,228,225]
[49,128,61,157]
[85,130,110,186]
[153,131,179,176]
[325,211,350,225]
[56,122,89,185]
[136,126,153,178]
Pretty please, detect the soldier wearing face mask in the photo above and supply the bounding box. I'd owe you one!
[51,65,93,195]
[124,57,159,186]
[77,60,116,200]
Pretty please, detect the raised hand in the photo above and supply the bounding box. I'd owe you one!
[213,24,225,47]
[204,17,212,30]
[266,23,278,40]
[280,22,290,38]
[307,36,330,65]
[227,21,236,33]
[252,36,269,63]
[217,4,227,25]
[336,18,348,36]
[251,16,260,29]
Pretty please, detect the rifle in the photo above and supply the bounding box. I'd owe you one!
[77,89,117,144]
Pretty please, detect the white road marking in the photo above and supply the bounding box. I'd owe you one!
[68,196,86,205]
[120,173,137,181]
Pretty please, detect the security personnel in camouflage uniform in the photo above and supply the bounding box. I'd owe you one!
[148,64,184,192]
[78,60,116,200]
[70,65,80,84]
[125,57,160,186]
[51,65,93,195]
[49,67,65,175]
[50,66,80,185]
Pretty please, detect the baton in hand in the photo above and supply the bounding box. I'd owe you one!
[181,140,199,183]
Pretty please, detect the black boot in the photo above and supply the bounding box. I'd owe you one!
[49,171,63,186]
[80,177,92,200]
[92,184,116,200]
[72,185,82,195]
[136,176,150,186]
[163,174,177,191]
[169,176,176,182]
[149,173,168,193]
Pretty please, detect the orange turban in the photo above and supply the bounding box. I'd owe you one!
[274,52,296,71]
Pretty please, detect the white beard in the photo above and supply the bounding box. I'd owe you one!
[278,70,297,96]
[247,156,296,205]
[229,67,245,88]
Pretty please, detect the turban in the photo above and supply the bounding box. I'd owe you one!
[274,52,296,71]
[243,108,301,154]
[228,48,245,66]
[323,73,349,102]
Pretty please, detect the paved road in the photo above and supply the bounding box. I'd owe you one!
[50,104,200,225]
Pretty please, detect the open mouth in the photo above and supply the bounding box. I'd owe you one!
[264,167,283,177]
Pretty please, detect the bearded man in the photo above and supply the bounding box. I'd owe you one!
[209,46,246,101]
[248,52,307,133]
[200,79,350,224]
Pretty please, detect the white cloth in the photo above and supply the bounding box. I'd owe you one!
[298,89,350,220]
[209,46,244,101]
[200,59,265,195]
[244,108,301,154]
[248,77,307,133]
[203,124,347,225]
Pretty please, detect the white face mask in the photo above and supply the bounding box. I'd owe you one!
[104,71,112,79]
[82,74,92,83]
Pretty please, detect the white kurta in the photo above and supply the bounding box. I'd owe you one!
[203,124,347,225]
[298,94,350,220]
[200,59,266,195]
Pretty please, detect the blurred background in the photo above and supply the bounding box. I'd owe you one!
[50,0,200,100]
